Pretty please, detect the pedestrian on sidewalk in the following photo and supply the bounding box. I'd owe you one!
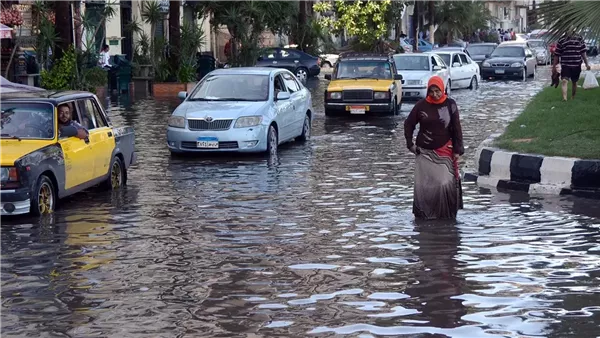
[553,29,591,101]
[404,76,464,220]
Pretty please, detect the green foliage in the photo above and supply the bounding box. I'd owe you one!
[538,1,600,41]
[198,1,296,66]
[40,46,76,90]
[432,1,496,44]
[314,0,391,50]
[177,23,206,83]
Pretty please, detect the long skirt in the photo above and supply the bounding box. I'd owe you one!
[413,140,463,219]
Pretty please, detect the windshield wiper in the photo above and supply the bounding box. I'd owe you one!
[1,133,22,141]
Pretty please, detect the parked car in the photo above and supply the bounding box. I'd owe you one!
[434,46,471,58]
[526,39,551,65]
[319,52,339,69]
[1,91,136,216]
[407,38,435,52]
[586,38,599,56]
[480,44,537,81]
[255,48,321,82]
[466,43,498,66]
[392,52,451,100]
[167,68,312,155]
[400,38,415,53]
[323,52,403,116]
[433,50,481,90]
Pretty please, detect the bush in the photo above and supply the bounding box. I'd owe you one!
[40,46,76,90]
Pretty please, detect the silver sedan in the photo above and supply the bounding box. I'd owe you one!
[166,67,314,155]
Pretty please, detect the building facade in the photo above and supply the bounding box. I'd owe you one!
[485,0,530,32]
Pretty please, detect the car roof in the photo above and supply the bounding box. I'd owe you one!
[468,43,497,46]
[0,90,95,104]
[393,53,430,57]
[338,52,393,62]
[210,67,283,76]
[433,50,461,55]
[497,43,526,48]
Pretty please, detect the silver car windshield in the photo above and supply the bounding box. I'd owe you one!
[528,40,545,48]
[394,56,430,71]
[335,61,393,80]
[188,74,269,101]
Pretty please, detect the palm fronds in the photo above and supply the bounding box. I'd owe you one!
[538,1,600,41]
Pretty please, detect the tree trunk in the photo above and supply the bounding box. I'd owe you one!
[73,1,82,49]
[428,0,435,44]
[54,0,72,60]
[169,0,181,74]
[298,0,307,51]
[411,1,419,51]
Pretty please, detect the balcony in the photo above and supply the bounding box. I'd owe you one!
[514,0,530,8]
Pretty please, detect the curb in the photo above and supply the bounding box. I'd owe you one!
[464,135,600,199]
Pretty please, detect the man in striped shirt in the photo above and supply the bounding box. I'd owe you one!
[553,31,591,101]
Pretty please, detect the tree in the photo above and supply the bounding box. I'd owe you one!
[169,0,181,73]
[313,0,392,51]
[193,1,296,66]
[432,1,495,44]
[54,1,72,60]
[537,1,600,41]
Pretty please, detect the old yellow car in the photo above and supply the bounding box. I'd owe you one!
[324,52,403,116]
[1,91,136,216]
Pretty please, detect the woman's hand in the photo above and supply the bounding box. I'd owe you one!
[453,153,460,161]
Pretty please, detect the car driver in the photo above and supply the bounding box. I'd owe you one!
[58,104,88,139]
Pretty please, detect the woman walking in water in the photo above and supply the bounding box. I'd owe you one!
[404,76,464,219]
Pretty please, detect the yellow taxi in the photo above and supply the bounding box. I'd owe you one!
[324,52,403,116]
[1,91,136,216]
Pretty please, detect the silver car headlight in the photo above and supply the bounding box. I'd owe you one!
[482,61,491,67]
[235,116,263,128]
[511,62,523,68]
[168,116,185,128]
[406,80,421,85]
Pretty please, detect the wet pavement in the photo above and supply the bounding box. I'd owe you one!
[2,64,600,337]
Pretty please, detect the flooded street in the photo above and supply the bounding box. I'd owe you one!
[2,65,600,337]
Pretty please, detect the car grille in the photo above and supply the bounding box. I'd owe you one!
[492,63,510,67]
[342,89,373,101]
[188,119,233,131]
[181,141,239,149]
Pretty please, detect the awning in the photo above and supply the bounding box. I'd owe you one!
[1,23,13,39]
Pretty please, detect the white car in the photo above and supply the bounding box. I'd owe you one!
[319,53,339,69]
[433,51,481,90]
[392,52,451,100]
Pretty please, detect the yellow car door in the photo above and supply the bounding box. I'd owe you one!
[58,136,95,189]
[77,99,116,179]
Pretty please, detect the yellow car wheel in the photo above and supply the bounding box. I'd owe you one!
[103,156,125,190]
[31,175,56,216]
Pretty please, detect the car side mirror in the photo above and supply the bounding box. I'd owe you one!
[452,62,461,67]
[177,91,187,100]
[433,65,442,71]
[324,74,332,80]
[394,74,403,81]
[276,91,291,101]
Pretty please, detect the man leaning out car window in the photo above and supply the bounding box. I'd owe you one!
[57,104,89,139]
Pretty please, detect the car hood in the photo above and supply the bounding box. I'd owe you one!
[396,70,432,81]
[532,47,547,53]
[485,56,525,63]
[470,54,488,61]
[175,101,269,119]
[327,79,393,92]
[0,140,55,166]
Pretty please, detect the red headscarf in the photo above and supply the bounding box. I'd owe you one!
[425,75,448,105]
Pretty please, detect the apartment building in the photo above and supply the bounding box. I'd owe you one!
[485,0,530,32]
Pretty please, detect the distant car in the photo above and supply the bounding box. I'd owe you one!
[323,52,403,116]
[393,52,451,100]
[319,53,339,69]
[433,50,481,90]
[586,38,599,56]
[434,46,471,58]
[466,43,498,66]
[167,68,313,155]
[1,91,136,216]
[408,38,434,52]
[480,44,537,81]
[527,39,551,65]
[256,48,321,82]
[515,33,527,42]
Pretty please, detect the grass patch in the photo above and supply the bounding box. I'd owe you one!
[495,77,600,159]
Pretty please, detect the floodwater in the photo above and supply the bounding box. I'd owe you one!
[2,64,600,337]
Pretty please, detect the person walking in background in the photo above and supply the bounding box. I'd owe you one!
[553,29,591,101]
[98,44,111,69]
[404,76,464,220]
